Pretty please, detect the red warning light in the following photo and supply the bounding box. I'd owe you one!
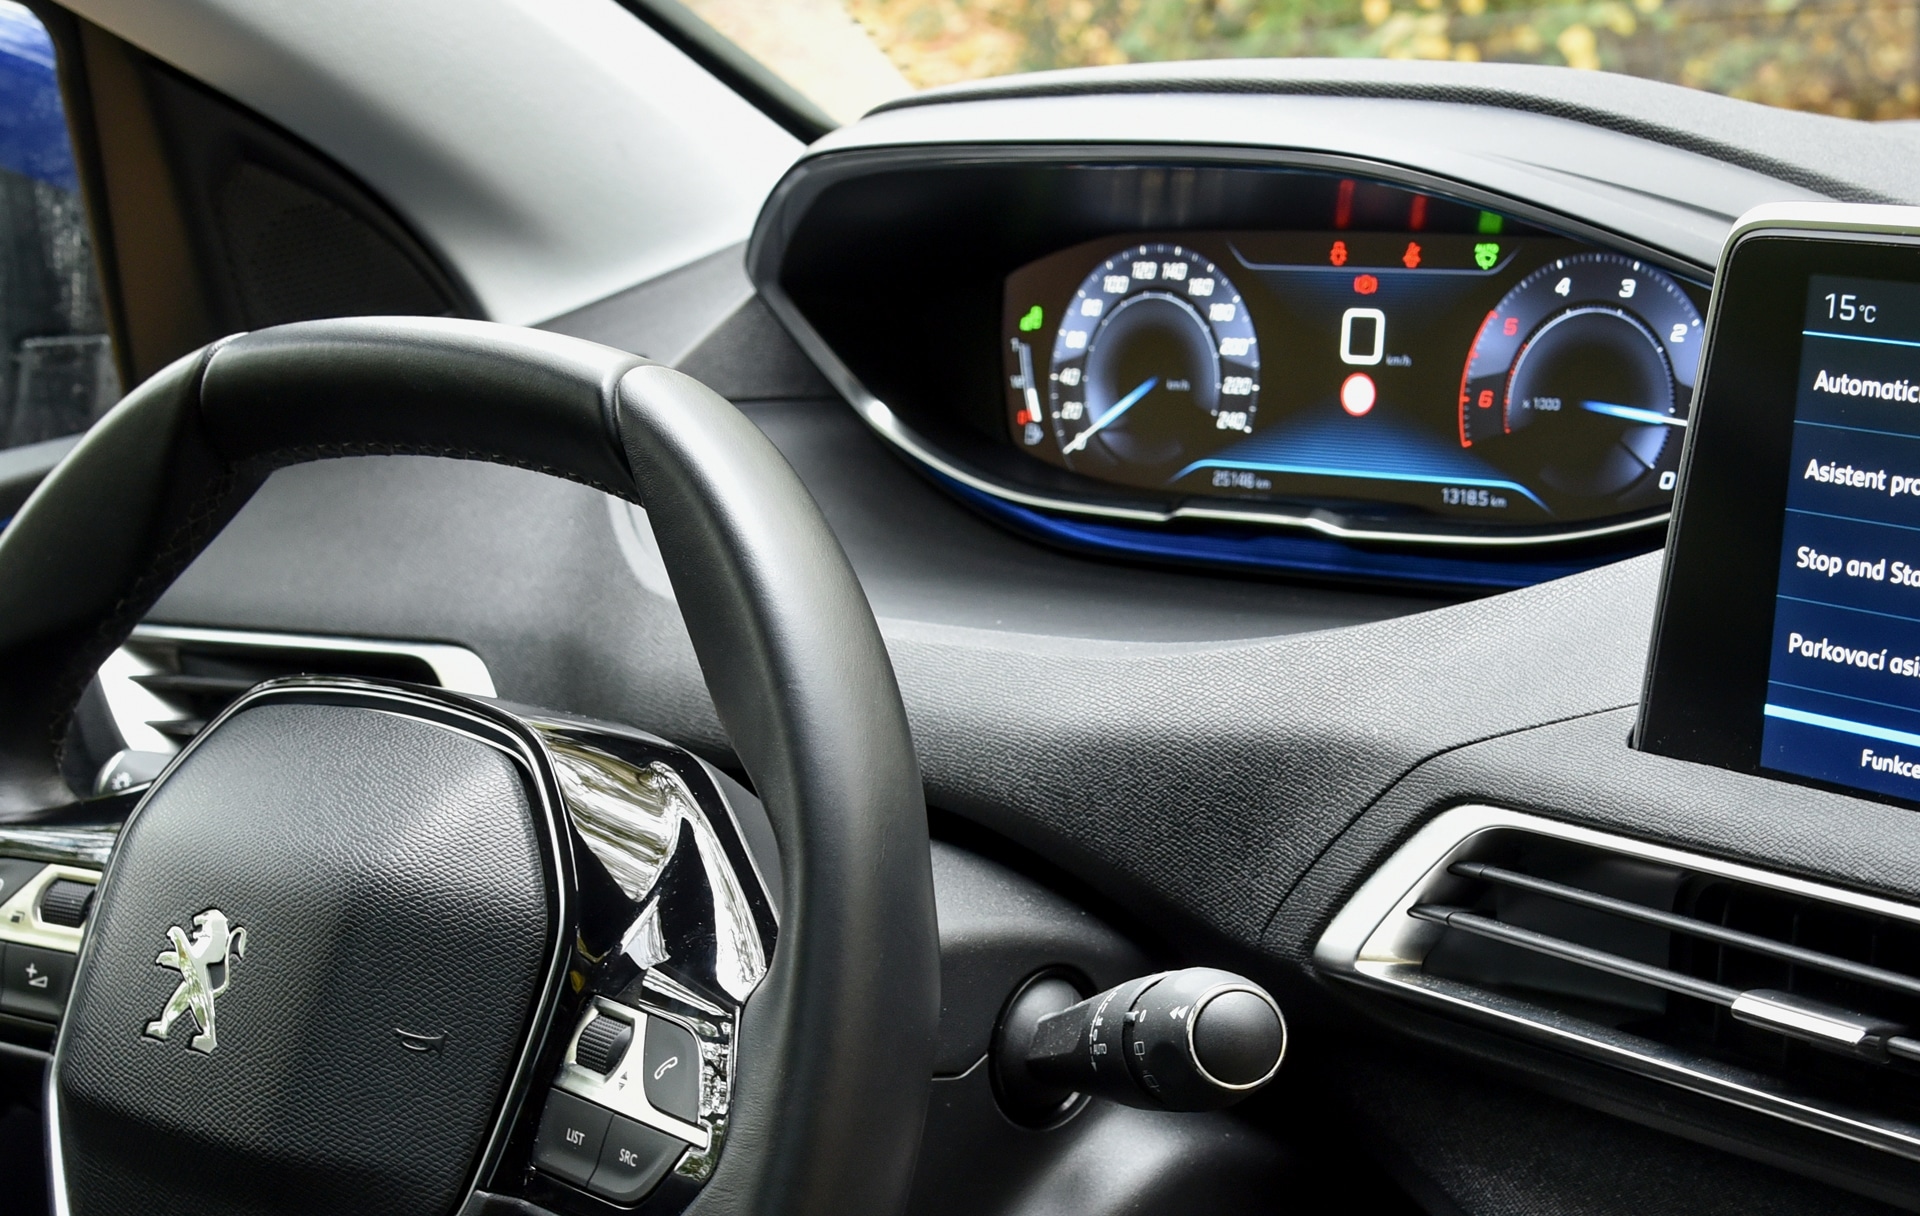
[1335,178,1355,229]
[1353,273,1378,295]
[1329,240,1349,267]
[1015,408,1033,426]
[1409,194,1428,231]
[1477,389,1494,409]
[1341,373,1377,417]
[1402,242,1422,269]
[1502,316,1519,336]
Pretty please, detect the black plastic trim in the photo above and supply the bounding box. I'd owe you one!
[608,0,834,143]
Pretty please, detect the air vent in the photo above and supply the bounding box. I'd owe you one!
[1316,806,1920,1162]
[96,624,495,759]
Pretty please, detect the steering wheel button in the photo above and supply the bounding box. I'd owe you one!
[531,1089,612,1187]
[0,943,74,1021]
[588,1115,684,1204]
[643,1015,701,1123]
[0,859,43,908]
[574,1013,633,1076]
[38,879,96,928]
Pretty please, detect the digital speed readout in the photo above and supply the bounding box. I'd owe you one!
[1004,225,1706,531]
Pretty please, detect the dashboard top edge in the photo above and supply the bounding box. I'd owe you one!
[756,141,1720,285]
[839,59,1902,204]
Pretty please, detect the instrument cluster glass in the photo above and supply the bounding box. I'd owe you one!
[1003,189,1708,531]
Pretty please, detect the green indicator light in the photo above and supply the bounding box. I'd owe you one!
[1478,210,1504,235]
[1018,305,1044,332]
[1473,242,1501,271]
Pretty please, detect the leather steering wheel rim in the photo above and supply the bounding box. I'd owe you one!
[0,317,939,1216]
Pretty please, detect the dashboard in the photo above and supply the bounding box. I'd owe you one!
[35,45,1920,1216]
[756,152,1712,589]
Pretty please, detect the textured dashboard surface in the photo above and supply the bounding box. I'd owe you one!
[150,433,1658,951]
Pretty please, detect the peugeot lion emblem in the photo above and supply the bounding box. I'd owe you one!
[144,908,247,1054]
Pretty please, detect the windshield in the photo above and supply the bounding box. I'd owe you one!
[677,0,1918,125]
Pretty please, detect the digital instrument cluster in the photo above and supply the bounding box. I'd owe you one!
[1003,206,1709,532]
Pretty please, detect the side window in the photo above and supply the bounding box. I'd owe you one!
[0,2,115,451]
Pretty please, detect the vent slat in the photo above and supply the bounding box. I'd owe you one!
[1321,808,1920,1159]
[1410,903,1740,1005]
[131,673,265,697]
[1452,861,1920,1002]
[1414,903,1920,1061]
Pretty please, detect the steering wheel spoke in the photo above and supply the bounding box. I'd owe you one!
[0,318,936,1216]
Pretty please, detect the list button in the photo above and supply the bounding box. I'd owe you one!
[530,1089,611,1187]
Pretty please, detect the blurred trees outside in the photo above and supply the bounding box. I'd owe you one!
[843,0,1920,117]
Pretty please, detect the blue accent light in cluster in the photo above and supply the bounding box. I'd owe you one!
[938,478,1596,589]
[0,4,74,192]
[1170,413,1551,511]
[1063,376,1157,455]
[1581,400,1687,428]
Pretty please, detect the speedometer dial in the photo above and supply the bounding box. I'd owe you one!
[1459,251,1702,500]
[1045,244,1260,481]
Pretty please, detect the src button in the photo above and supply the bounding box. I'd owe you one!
[588,1116,685,1204]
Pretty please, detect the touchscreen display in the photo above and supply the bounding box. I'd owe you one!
[1761,275,1920,798]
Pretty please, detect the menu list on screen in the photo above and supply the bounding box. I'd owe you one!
[1762,274,1920,799]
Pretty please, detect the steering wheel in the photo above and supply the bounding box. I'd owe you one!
[0,319,939,1216]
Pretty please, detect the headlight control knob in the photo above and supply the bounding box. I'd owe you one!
[1011,967,1285,1112]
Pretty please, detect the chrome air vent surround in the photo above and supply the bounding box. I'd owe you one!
[1316,806,1920,1162]
[97,625,495,757]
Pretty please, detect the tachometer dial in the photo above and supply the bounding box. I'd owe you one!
[1459,251,1701,500]
[1046,244,1260,480]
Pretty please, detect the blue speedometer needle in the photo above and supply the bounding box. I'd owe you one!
[1063,376,1158,454]
[1581,400,1688,428]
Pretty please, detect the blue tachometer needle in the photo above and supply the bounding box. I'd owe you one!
[1581,400,1687,428]
[1063,376,1159,454]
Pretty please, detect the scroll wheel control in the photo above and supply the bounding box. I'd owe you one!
[575,1015,634,1076]
[39,880,95,928]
